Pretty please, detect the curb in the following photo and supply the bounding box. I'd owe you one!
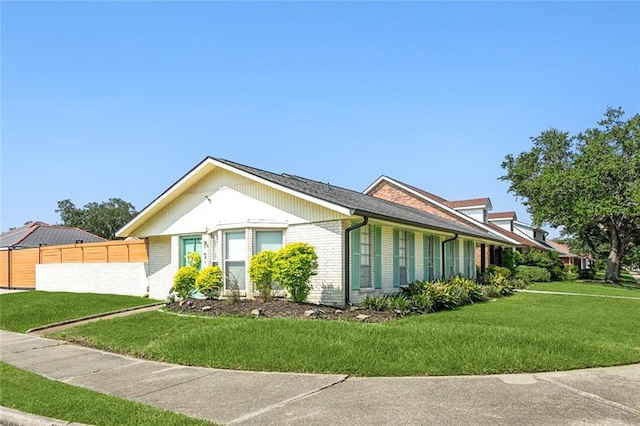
[0,406,89,426]
[25,302,164,334]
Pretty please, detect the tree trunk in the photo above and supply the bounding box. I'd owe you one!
[605,233,621,283]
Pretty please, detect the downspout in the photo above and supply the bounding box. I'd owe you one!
[344,216,368,307]
[441,234,458,279]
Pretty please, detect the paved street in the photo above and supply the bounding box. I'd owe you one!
[1,330,639,425]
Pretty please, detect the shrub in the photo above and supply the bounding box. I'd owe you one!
[593,259,607,271]
[502,249,522,273]
[565,264,578,274]
[272,243,318,303]
[195,265,223,299]
[172,266,198,299]
[521,250,564,280]
[485,265,512,282]
[185,252,201,269]
[516,265,551,282]
[399,280,429,297]
[578,268,596,280]
[249,250,276,301]
[412,292,434,312]
[360,294,391,311]
[390,294,411,314]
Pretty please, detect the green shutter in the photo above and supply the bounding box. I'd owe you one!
[444,240,450,279]
[409,232,416,283]
[374,226,382,289]
[351,225,361,290]
[422,234,429,280]
[434,236,441,279]
[454,240,460,276]
[463,240,470,278]
[392,229,400,287]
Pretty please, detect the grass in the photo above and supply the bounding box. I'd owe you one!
[0,291,159,332]
[529,281,640,297]
[0,362,213,425]
[51,292,640,377]
[594,269,639,287]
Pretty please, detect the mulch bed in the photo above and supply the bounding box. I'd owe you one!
[165,297,398,323]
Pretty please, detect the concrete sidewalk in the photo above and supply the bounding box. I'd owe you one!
[1,330,639,425]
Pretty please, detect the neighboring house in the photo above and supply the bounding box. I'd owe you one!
[486,212,554,252]
[546,239,591,269]
[0,222,106,249]
[363,176,521,273]
[116,157,514,306]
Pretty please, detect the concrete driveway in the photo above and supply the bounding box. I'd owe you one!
[1,331,639,425]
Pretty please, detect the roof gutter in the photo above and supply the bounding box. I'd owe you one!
[344,216,368,307]
[441,233,458,279]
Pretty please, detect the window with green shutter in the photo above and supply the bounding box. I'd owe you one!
[408,232,415,283]
[434,236,441,279]
[374,226,382,289]
[393,229,400,287]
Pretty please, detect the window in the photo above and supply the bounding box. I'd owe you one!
[180,236,202,269]
[447,240,456,278]
[211,232,219,267]
[255,230,283,253]
[399,231,408,286]
[225,231,246,291]
[425,235,436,281]
[463,240,475,278]
[360,225,372,288]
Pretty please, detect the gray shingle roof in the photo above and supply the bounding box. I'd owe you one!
[213,158,511,244]
[0,223,106,248]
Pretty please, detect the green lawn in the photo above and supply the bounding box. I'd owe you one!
[0,291,160,332]
[529,281,640,297]
[0,362,213,425]
[594,269,639,287]
[51,292,640,376]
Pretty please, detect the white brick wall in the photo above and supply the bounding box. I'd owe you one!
[286,220,344,306]
[36,263,149,297]
[147,235,175,300]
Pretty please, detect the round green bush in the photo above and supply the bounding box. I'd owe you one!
[172,266,198,299]
[195,265,223,299]
[272,243,318,303]
[249,250,276,301]
[515,265,551,282]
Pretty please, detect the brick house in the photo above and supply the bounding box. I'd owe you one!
[116,157,512,305]
[363,176,565,273]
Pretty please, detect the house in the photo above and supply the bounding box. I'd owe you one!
[363,176,521,273]
[546,239,590,269]
[116,157,514,305]
[363,176,567,272]
[0,222,106,249]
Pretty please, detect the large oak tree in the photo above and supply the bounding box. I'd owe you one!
[501,108,639,283]
[56,198,137,240]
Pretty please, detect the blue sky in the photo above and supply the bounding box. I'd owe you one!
[2,1,639,237]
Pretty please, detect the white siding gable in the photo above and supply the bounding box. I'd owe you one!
[132,168,347,237]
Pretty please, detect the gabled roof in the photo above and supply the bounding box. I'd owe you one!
[488,211,517,221]
[485,222,547,250]
[0,222,106,248]
[363,176,518,246]
[118,157,512,245]
[446,198,492,209]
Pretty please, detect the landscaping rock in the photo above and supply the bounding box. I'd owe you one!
[304,310,317,317]
[334,309,344,314]
[251,308,263,317]
[202,306,211,311]
[356,314,370,321]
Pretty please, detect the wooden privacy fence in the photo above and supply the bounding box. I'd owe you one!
[1,239,148,289]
